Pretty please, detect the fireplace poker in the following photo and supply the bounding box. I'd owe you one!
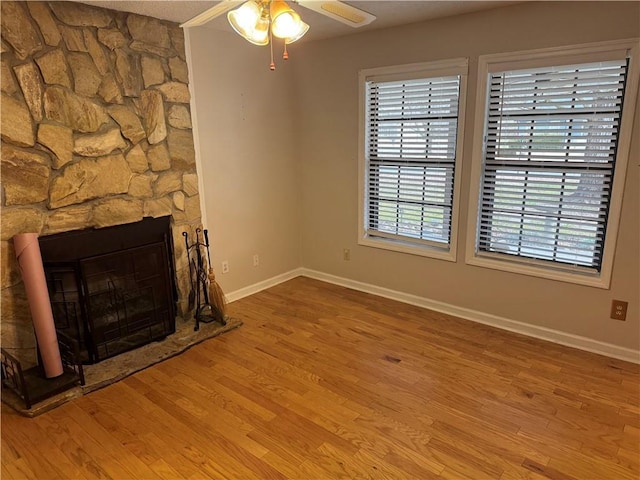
[182,232,196,311]
[195,228,210,305]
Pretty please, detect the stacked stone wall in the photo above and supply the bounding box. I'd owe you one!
[1,1,201,365]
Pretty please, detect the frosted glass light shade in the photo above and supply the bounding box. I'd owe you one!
[228,1,261,36]
[284,20,309,44]
[246,16,270,45]
[270,1,307,40]
[228,1,269,46]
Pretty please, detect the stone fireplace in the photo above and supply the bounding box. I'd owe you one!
[1,1,202,369]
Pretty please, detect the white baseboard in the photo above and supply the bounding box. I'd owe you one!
[224,267,639,364]
[300,268,640,365]
[226,268,305,303]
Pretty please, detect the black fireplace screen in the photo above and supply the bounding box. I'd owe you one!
[41,217,176,364]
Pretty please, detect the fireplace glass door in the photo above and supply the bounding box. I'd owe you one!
[80,242,174,362]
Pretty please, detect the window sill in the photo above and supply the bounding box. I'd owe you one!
[465,252,610,289]
[358,235,456,262]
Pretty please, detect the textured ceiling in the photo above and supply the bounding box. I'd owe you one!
[78,1,518,42]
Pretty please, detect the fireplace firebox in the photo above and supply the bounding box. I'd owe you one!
[39,217,177,364]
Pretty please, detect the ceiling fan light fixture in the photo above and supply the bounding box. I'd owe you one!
[193,0,377,71]
[270,1,306,40]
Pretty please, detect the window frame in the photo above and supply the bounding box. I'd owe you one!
[358,58,469,261]
[465,40,640,288]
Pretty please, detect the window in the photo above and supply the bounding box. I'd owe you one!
[467,42,639,287]
[359,59,468,260]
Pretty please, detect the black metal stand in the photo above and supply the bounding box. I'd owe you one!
[1,331,85,410]
[183,229,225,331]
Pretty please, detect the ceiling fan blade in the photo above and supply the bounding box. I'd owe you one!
[298,0,376,28]
[180,0,244,28]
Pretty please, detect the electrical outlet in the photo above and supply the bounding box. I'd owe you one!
[253,254,259,267]
[221,260,229,274]
[343,248,351,261]
[610,300,628,321]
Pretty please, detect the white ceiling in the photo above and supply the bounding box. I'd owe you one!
[78,1,518,42]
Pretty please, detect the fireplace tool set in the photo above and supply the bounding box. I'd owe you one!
[183,229,227,331]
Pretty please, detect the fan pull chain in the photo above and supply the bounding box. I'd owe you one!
[283,42,289,60]
[269,29,275,71]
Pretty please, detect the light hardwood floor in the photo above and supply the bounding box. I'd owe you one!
[2,277,639,479]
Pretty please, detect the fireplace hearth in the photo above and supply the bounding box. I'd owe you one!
[40,217,177,364]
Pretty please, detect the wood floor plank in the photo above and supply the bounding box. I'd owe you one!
[1,407,82,479]
[25,407,110,479]
[2,277,638,479]
[130,375,279,480]
[147,458,187,480]
[48,403,157,479]
[2,457,39,480]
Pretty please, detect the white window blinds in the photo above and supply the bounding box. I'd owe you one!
[365,75,461,247]
[478,59,628,271]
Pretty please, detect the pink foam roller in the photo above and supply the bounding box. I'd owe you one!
[13,233,63,378]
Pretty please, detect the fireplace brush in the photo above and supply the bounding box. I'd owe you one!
[203,229,227,319]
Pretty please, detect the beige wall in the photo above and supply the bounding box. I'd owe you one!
[188,2,639,351]
[188,28,301,294]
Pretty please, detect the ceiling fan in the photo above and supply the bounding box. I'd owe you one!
[181,0,376,69]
